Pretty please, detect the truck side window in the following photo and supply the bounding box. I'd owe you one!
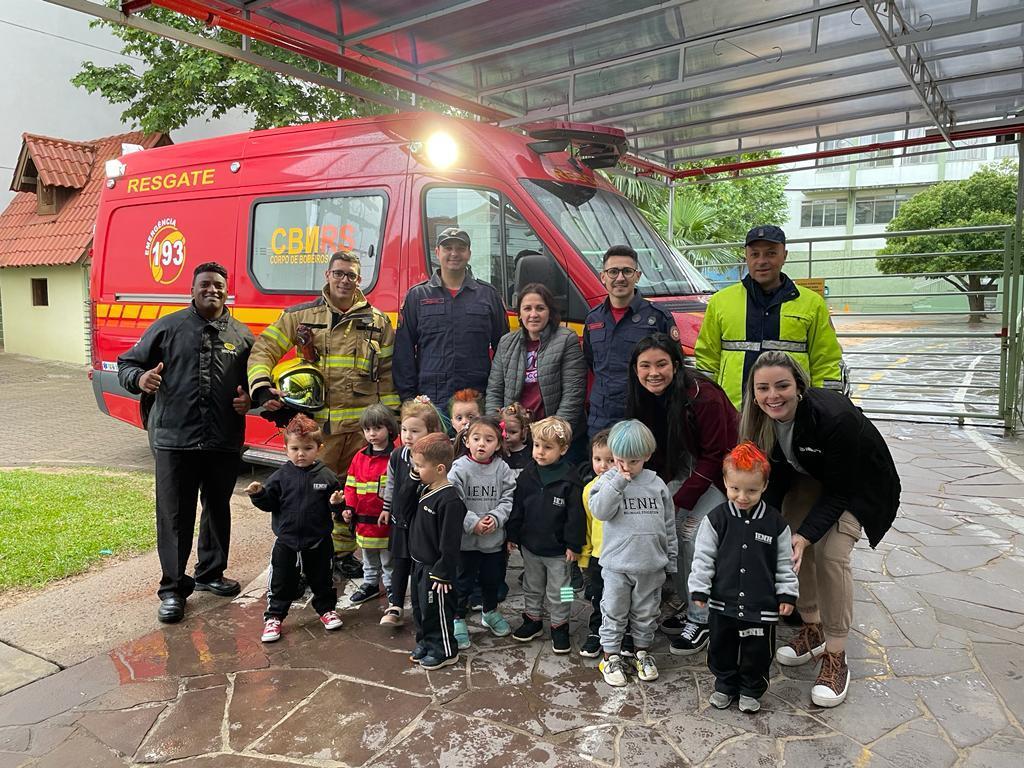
[424,186,586,320]
[250,192,387,293]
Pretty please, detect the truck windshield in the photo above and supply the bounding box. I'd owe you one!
[521,179,714,296]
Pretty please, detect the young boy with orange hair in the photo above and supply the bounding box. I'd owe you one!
[688,442,799,713]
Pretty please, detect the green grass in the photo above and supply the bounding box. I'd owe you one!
[0,468,156,590]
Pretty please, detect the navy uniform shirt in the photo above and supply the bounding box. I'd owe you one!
[583,292,674,435]
[393,269,508,407]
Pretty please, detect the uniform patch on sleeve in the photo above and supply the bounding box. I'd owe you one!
[669,326,680,341]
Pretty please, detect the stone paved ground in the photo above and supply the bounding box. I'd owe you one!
[1,418,1022,767]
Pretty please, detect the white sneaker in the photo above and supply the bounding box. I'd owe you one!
[633,650,659,682]
[379,606,404,626]
[599,654,628,687]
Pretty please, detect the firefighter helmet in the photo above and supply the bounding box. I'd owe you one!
[272,358,325,413]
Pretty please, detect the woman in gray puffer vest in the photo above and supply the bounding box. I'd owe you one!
[485,283,587,432]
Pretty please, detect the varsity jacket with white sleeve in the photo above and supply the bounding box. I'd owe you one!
[688,500,799,623]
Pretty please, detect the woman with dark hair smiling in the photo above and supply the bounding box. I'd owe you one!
[739,350,899,709]
[625,333,738,656]
[486,283,586,432]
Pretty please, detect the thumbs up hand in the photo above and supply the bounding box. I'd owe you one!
[139,361,164,393]
[232,384,251,414]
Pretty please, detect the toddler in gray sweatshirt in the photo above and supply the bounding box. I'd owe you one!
[587,420,678,687]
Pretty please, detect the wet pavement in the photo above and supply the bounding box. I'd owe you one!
[2,421,1023,766]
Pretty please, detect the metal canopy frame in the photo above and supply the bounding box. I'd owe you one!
[44,0,1024,177]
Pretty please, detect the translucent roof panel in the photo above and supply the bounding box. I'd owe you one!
[188,0,1024,164]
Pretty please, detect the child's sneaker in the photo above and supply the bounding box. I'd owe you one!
[349,583,380,605]
[261,617,282,643]
[776,622,826,667]
[481,609,511,637]
[551,623,571,654]
[633,650,659,681]
[420,653,460,670]
[380,606,404,626]
[669,620,709,656]
[454,619,471,650]
[709,691,734,709]
[660,612,687,636]
[739,695,761,713]
[512,613,544,642]
[409,643,428,663]
[621,633,637,658]
[579,634,602,658]
[599,654,627,687]
[320,610,343,631]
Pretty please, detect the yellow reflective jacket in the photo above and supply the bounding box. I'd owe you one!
[248,287,399,433]
[694,275,844,409]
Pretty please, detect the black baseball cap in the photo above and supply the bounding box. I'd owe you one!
[744,225,786,246]
[437,227,471,247]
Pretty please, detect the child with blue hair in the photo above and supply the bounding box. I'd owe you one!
[588,419,678,687]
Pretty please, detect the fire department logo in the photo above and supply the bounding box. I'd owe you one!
[145,218,186,285]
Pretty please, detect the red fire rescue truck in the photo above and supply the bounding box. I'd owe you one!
[89,114,712,461]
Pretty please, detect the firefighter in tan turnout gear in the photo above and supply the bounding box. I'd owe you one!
[248,251,399,580]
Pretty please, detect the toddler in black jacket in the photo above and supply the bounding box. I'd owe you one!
[506,416,586,654]
[689,442,799,713]
[407,433,468,670]
[247,415,345,643]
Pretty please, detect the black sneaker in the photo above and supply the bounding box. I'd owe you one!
[621,634,636,658]
[660,612,687,636]
[551,623,571,654]
[335,554,363,579]
[409,643,428,662]
[420,653,460,670]
[512,613,544,642]
[349,583,380,605]
[669,620,710,656]
[579,633,602,658]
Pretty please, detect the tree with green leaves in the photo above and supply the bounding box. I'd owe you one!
[877,161,1018,323]
[72,6,444,132]
[607,156,789,266]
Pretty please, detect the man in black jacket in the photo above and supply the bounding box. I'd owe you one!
[118,262,254,623]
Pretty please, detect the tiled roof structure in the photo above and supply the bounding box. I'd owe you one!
[0,132,167,267]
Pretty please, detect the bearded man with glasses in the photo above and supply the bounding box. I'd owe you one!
[583,245,676,436]
[248,250,399,581]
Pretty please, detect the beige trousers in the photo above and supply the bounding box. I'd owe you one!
[322,430,364,556]
[782,475,861,640]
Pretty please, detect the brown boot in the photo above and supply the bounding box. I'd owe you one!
[811,650,850,707]
[775,622,825,666]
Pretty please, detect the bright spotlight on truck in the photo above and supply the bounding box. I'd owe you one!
[425,132,458,169]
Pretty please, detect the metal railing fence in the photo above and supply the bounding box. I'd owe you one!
[683,226,1022,430]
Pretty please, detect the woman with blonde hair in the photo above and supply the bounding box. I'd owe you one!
[739,350,900,708]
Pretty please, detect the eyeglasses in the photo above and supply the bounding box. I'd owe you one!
[603,267,639,278]
[328,270,360,283]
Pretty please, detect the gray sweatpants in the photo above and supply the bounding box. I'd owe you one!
[362,548,393,590]
[522,548,572,625]
[600,569,666,653]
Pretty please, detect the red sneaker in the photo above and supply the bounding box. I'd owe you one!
[320,610,343,631]
[261,618,282,643]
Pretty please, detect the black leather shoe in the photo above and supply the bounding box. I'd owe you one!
[194,577,241,597]
[158,595,185,623]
